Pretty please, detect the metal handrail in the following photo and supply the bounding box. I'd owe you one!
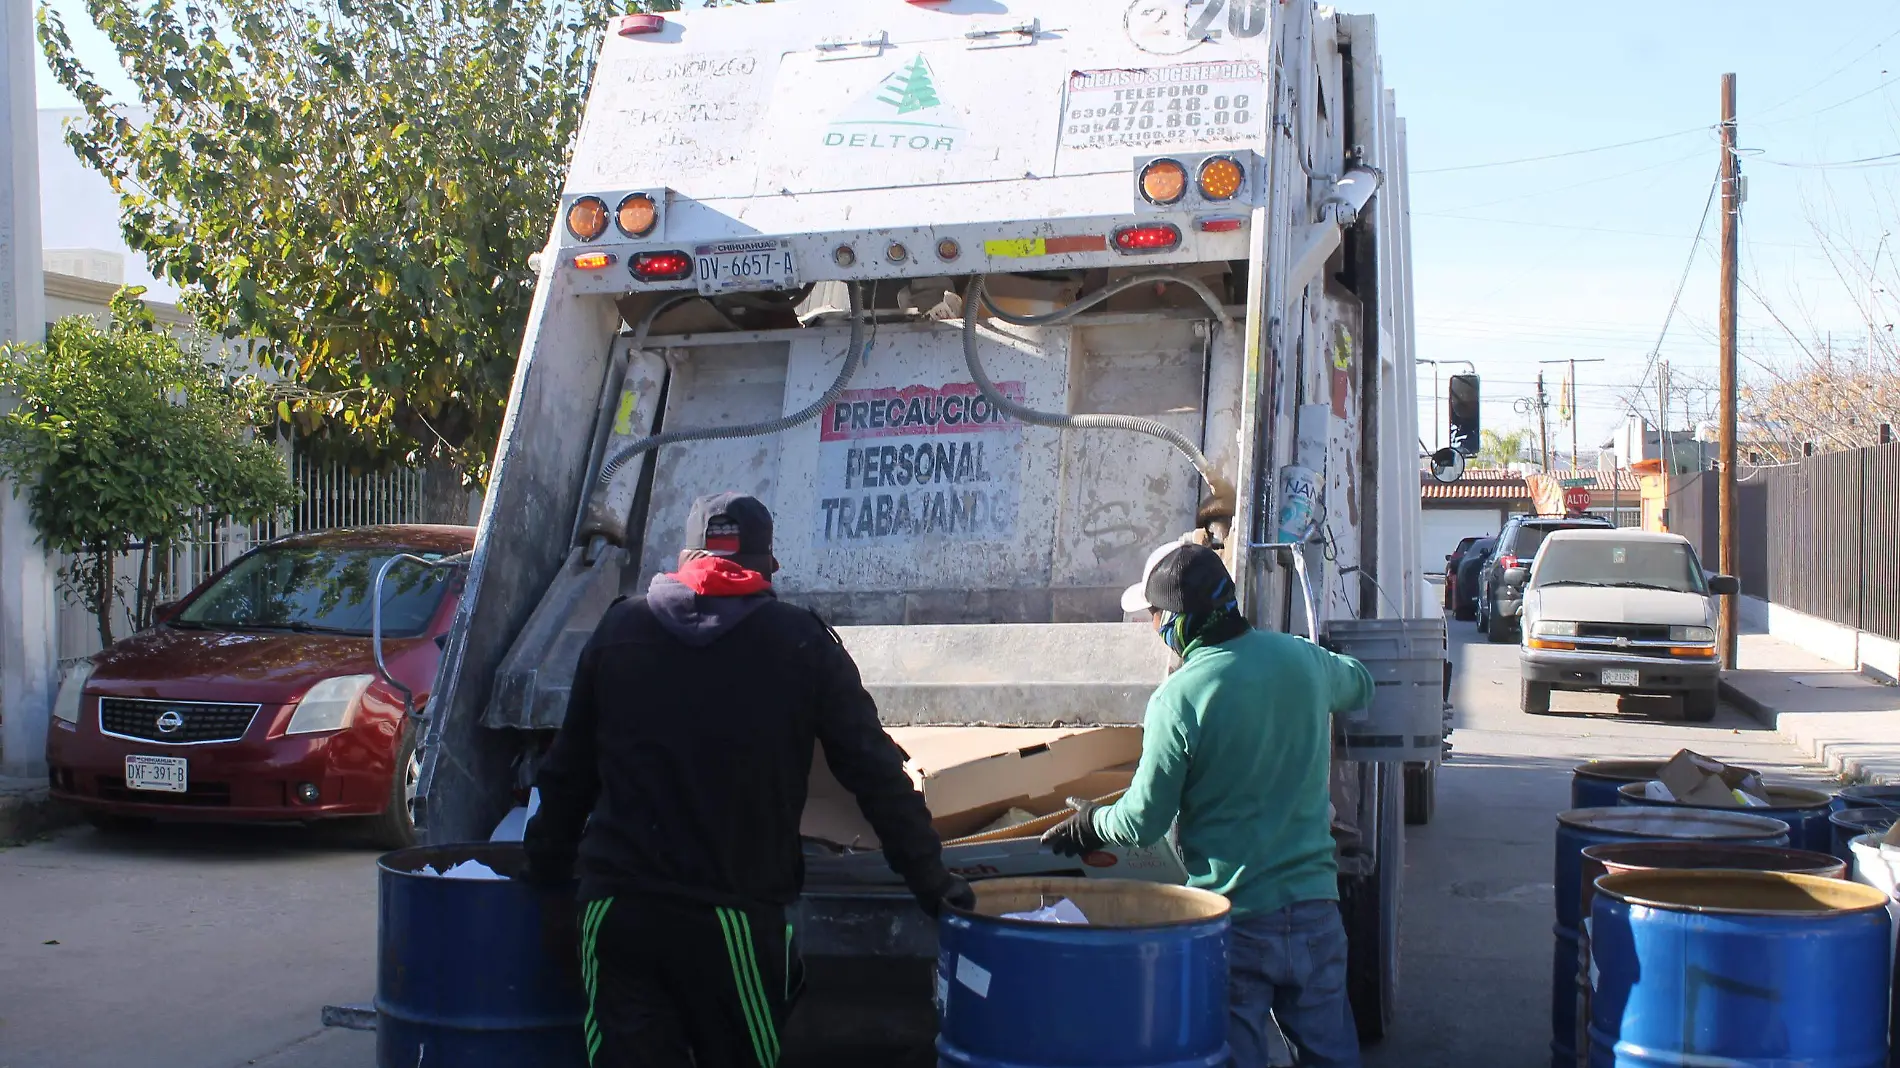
[371,551,472,718]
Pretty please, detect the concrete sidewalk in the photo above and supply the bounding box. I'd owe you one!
[1721,632,1900,784]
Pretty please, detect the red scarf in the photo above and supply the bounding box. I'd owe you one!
[671,556,772,596]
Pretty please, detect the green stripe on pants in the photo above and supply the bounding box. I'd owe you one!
[581,899,613,1064]
[715,907,778,1067]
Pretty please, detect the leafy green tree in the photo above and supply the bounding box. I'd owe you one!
[36,0,635,495]
[1477,428,1530,469]
[0,290,300,645]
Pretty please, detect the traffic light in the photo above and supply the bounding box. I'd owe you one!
[1449,374,1481,457]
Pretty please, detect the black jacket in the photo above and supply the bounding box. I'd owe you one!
[522,574,950,910]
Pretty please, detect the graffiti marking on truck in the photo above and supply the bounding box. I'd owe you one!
[1062,62,1266,152]
[816,382,1023,546]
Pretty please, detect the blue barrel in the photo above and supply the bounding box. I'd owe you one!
[937,877,1231,1068]
[1835,784,1900,813]
[1832,808,1898,864]
[1552,809,1790,1068]
[378,843,586,1068]
[1616,782,1836,854]
[1589,869,1892,1067]
[1571,760,1758,812]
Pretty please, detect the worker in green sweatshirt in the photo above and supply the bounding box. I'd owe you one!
[1042,541,1375,1068]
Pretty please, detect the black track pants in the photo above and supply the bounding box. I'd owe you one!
[580,893,804,1068]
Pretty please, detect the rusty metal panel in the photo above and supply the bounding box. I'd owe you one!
[636,342,792,587]
[1049,320,1205,600]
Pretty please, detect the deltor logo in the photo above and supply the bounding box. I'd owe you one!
[823,53,963,154]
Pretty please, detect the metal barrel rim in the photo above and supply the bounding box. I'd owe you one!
[1557,806,1793,840]
[1595,868,1892,916]
[1578,841,1846,879]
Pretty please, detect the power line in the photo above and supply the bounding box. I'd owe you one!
[1755,25,1900,118]
[1411,126,1711,175]
[1414,211,1870,252]
[1632,164,1724,424]
[1424,147,1711,214]
[1751,149,1900,170]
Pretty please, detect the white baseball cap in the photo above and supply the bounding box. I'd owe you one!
[1122,542,1187,614]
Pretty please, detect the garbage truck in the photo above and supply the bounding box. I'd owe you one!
[410,0,1449,1050]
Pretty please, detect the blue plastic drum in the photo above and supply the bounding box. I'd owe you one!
[1589,870,1891,1067]
[1550,809,1790,1068]
[937,877,1231,1068]
[377,843,587,1068]
[1570,760,1754,812]
[1616,782,1836,855]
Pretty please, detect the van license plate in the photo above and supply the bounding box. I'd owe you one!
[125,755,187,793]
[1601,669,1640,688]
[694,240,798,296]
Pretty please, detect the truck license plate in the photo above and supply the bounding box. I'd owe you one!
[125,755,187,793]
[694,240,798,296]
[1601,669,1640,688]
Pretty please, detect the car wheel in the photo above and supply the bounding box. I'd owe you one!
[1486,605,1512,643]
[1521,678,1552,715]
[1682,687,1719,723]
[359,726,421,851]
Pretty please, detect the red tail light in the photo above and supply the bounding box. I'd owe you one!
[1112,224,1183,255]
[1497,554,1518,572]
[616,14,665,35]
[632,251,694,283]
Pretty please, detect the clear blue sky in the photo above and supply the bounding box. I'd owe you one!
[35,1,1900,455]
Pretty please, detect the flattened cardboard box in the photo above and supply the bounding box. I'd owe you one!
[801,726,1146,849]
[805,784,1190,888]
[1657,749,1767,807]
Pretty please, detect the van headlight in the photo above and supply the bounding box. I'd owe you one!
[52,661,96,724]
[286,675,375,735]
[1533,621,1579,638]
[1670,625,1717,643]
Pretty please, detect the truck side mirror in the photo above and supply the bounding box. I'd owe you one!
[1504,567,1530,586]
[1708,574,1740,596]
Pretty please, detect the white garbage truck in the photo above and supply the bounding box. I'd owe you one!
[413,0,1449,1050]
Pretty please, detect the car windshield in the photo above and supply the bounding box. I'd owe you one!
[1531,539,1709,594]
[174,546,458,638]
[1514,522,1603,560]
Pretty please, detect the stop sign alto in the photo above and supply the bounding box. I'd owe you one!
[1564,486,1593,514]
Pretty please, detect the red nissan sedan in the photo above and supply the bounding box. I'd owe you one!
[46,525,474,847]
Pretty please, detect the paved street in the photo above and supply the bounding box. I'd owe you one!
[0,616,1836,1068]
[1365,619,1835,1068]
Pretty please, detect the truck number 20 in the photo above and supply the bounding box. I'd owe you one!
[1189,0,1268,40]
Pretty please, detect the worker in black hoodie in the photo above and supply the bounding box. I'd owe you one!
[523,491,969,1068]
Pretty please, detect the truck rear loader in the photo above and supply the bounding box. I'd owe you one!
[412,0,1449,1050]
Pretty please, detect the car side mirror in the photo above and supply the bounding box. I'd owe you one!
[1504,567,1530,586]
[1708,574,1740,596]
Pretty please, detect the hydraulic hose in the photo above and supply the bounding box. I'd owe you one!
[593,283,867,497]
[965,274,1236,514]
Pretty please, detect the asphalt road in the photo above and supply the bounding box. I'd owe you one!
[0,614,1832,1068]
[1363,616,1834,1068]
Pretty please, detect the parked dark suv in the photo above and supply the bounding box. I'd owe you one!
[1477,514,1615,642]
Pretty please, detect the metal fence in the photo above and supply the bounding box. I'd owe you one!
[1665,444,1900,641]
[55,456,429,661]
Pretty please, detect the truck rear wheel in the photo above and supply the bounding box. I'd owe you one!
[1342,764,1402,1043]
[1403,763,1435,826]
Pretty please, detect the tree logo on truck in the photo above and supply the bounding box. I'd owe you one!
[823,53,962,154]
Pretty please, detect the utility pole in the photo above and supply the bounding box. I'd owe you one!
[1540,357,1606,469]
[1536,372,1552,472]
[1719,72,1742,669]
[1657,359,1669,473]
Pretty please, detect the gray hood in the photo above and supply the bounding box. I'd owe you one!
[1529,585,1713,627]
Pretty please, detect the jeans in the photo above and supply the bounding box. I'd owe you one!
[1227,899,1361,1068]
